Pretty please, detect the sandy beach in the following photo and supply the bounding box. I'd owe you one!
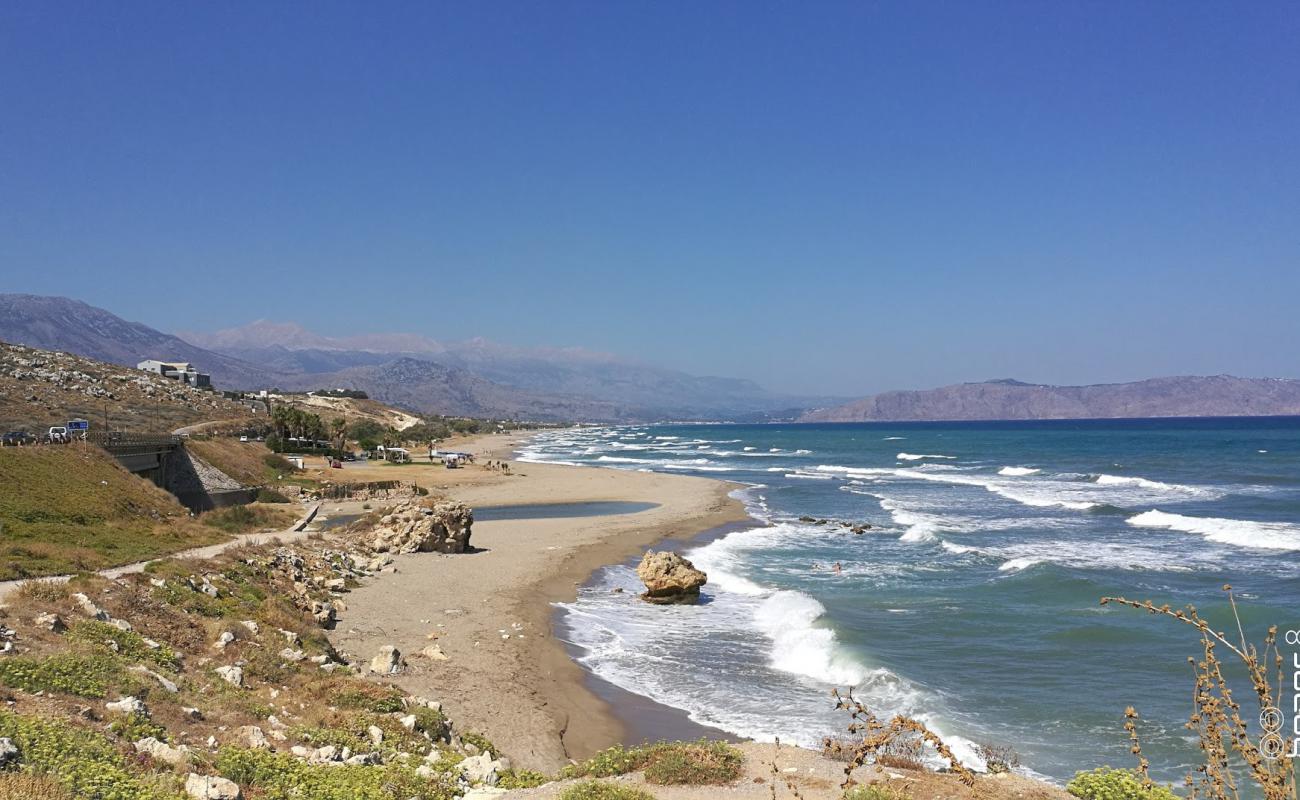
[332,432,750,772]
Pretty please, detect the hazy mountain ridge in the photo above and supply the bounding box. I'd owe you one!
[0,295,810,421]
[800,376,1300,422]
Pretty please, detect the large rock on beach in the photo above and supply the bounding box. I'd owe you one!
[370,501,474,554]
[636,550,708,605]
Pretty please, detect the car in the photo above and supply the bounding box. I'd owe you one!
[2,431,34,446]
[239,435,249,443]
[47,426,68,443]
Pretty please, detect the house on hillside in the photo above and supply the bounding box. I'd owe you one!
[137,359,212,389]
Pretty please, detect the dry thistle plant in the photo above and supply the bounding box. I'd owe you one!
[1101,586,1296,800]
[824,687,975,789]
[766,737,808,800]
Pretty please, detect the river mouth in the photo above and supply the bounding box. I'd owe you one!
[475,501,658,521]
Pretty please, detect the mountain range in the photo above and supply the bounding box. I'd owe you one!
[0,294,818,422]
[798,376,1300,422]
[4,294,1298,423]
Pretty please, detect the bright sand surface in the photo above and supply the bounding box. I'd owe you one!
[332,432,751,771]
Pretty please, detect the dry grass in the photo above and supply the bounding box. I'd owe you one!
[0,772,75,800]
[0,447,226,579]
[1101,587,1296,800]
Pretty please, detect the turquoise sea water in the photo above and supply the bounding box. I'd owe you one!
[522,419,1300,783]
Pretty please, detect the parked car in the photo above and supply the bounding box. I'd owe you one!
[239,435,249,442]
[47,426,68,443]
[2,431,34,446]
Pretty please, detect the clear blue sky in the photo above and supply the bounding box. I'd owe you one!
[2,2,1297,396]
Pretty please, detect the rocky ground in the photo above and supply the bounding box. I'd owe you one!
[0,341,256,434]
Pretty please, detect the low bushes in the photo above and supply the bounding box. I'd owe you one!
[563,740,743,786]
[214,747,455,800]
[0,711,182,800]
[0,652,125,698]
[559,782,657,800]
[1067,767,1180,800]
[844,786,911,800]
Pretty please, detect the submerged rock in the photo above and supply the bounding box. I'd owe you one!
[636,550,707,605]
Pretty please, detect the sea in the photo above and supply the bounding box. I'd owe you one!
[518,418,1300,784]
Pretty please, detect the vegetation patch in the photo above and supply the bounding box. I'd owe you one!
[199,504,294,534]
[844,785,912,800]
[558,781,658,800]
[0,711,182,800]
[66,619,180,671]
[0,652,124,698]
[497,768,552,789]
[1067,768,1180,800]
[563,740,744,786]
[0,448,225,579]
[215,747,456,800]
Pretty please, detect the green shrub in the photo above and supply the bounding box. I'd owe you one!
[640,741,743,786]
[411,706,449,740]
[1067,768,1180,800]
[844,785,911,800]
[563,740,743,785]
[0,652,123,698]
[215,746,455,800]
[262,452,295,472]
[108,711,168,743]
[459,731,496,756]
[0,711,181,800]
[333,682,405,713]
[559,782,657,800]
[256,488,291,503]
[497,768,551,789]
[67,620,179,672]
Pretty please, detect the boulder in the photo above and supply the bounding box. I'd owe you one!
[459,752,503,786]
[0,737,18,768]
[369,501,474,554]
[369,645,404,675]
[106,696,147,715]
[184,773,242,800]
[215,665,243,687]
[235,726,269,750]
[135,736,191,767]
[72,592,108,621]
[34,612,66,632]
[636,551,708,604]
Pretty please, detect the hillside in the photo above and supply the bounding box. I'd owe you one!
[0,294,269,388]
[0,341,258,435]
[0,446,227,579]
[800,376,1300,422]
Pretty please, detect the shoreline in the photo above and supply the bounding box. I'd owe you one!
[332,432,751,770]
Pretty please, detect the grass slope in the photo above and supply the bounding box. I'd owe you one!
[0,447,227,579]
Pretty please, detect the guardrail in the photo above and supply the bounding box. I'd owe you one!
[86,431,180,449]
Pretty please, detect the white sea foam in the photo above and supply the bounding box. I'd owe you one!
[743,446,757,451]
[941,541,979,555]
[999,556,1046,572]
[878,498,944,543]
[998,466,1040,476]
[1094,474,1205,495]
[897,453,956,461]
[753,591,868,684]
[1128,510,1300,551]
[883,436,905,440]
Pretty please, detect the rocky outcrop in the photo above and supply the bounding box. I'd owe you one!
[185,773,242,800]
[636,551,708,605]
[370,501,473,554]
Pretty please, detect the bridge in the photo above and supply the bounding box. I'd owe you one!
[87,431,182,483]
[87,431,257,512]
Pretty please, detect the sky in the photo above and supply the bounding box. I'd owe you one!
[1,2,1297,397]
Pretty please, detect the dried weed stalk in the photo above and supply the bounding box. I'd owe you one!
[824,687,975,789]
[1102,586,1296,800]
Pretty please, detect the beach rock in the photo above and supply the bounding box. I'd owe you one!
[236,726,269,750]
[184,773,242,800]
[106,696,147,715]
[35,612,66,632]
[459,752,503,786]
[369,501,474,554]
[0,737,18,768]
[215,665,244,687]
[135,736,191,767]
[636,550,707,605]
[369,645,404,675]
[72,592,109,620]
[420,644,449,661]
